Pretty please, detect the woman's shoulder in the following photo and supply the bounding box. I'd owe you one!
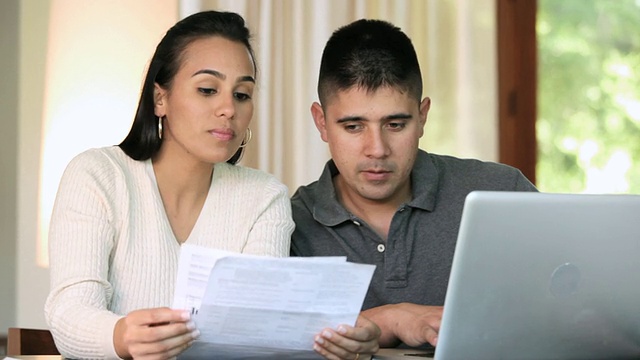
[63,146,144,182]
[215,163,289,193]
[68,146,138,167]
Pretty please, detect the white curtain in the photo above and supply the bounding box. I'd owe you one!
[181,0,498,193]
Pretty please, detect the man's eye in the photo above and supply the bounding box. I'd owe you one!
[387,122,406,130]
[344,124,363,132]
[198,88,217,95]
[234,92,252,101]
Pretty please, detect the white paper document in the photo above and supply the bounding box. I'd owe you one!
[174,244,375,359]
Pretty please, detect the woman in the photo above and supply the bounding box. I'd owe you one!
[45,10,378,360]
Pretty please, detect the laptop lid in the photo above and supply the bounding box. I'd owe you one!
[435,191,640,360]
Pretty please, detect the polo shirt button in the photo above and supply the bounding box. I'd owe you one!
[377,244,385,253]
[399,207,405,212]
[353,220,361,226]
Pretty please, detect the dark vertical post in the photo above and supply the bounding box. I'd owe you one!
[497,0,538,184]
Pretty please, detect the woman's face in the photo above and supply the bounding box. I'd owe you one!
[154,36,255,165]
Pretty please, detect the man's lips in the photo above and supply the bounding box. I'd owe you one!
[361,169,392,181]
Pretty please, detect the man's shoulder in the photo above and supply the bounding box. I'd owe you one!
[291,160,335,208]
[290,179,323,222]
[426,152,536,191]
[427,153,511,169]
[428,153,515,172]
[291,178,320,201]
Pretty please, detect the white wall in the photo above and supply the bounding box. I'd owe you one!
[4,0,179,331]
[16,0,52,329]
[0,0,19,335]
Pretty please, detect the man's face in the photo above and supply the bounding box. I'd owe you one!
[311,86,430,206]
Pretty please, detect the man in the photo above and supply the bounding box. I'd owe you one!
[291,19,537,349]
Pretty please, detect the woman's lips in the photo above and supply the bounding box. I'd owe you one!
[209,128,234,141]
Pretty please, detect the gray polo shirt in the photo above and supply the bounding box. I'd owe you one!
[291,150,537,310]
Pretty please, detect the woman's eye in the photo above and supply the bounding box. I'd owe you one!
[198,88,217,95]
[234,92,252,101]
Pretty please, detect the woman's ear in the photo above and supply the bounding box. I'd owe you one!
[154,83,167,117]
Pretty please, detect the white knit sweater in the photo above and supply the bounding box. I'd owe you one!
[44,147,294,359]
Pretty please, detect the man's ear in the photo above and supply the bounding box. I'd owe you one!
[311,102,329,143]
[418,97,431,138]
[154,83,167,117]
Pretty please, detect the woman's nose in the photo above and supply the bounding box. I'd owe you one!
[214,92,236,119]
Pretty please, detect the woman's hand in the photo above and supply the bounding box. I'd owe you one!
[313,315,380,360]
[113,307,200,359]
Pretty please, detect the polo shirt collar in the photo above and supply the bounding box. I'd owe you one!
[407,150,439,211]
[312,161,353,227]
[311,150,439,226]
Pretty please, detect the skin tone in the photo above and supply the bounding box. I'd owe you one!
[113,36,256,359]
[314,316,381,360]
[362,303,443,347]
[311,85,444,348]
[153,37,256,244]
[113,35,375,360]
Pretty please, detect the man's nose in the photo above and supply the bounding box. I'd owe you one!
[364,129,390,158]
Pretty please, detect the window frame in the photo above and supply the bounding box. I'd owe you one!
[497,0,538,184]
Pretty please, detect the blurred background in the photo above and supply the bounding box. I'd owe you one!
[1,0,638,349]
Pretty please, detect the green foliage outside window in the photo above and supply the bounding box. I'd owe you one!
[537,0,640,193]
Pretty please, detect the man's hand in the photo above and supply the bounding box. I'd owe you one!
[362,303,443,347]
[114,307,200,359]
[313,315,381,360]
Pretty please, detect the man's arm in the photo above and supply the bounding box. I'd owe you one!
[361,303,443,347]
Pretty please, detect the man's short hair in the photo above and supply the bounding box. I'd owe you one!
[317,19,423,105]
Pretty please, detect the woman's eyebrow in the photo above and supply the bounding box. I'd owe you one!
[192,69,255,84]
[192,68,224,79]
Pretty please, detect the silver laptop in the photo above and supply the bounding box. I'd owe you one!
[433,191,640,359]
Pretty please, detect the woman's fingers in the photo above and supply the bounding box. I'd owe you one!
[314,320,380,360]
[131,327,197,359]
[116,307,199,359]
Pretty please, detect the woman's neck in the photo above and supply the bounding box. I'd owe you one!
[151,146,214,200]
[151,147,214,243]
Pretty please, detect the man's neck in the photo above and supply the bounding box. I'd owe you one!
[334,176,411,241]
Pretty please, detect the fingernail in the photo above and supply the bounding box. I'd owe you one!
[337,325,347,334]
[181,311,191,321]
[322,330,332,339]
[315,335,324,345]
[186,321,196,331]
[191,329,200,339]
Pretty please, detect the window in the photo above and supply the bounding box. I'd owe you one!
[537,0,640,193]
[497,0,640,194]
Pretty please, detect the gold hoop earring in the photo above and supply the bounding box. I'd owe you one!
[239,127,252,148]
[158,116,164,140]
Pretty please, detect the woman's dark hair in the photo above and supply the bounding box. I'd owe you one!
[118,10,256,164]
